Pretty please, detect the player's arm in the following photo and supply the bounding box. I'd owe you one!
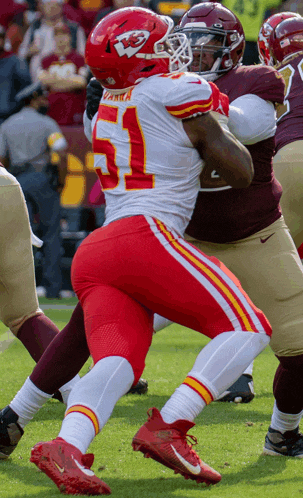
[228,94,276,145]
[183,112,254,188]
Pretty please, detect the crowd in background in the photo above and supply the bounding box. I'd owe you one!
[0,0,300,297]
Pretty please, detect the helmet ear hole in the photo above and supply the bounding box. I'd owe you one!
[106,40,111,53]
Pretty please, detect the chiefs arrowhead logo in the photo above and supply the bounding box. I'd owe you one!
[113,30,150,58]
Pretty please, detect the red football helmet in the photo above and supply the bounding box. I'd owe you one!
[258,12,301,65]
[85,7,192,93]
[268,16,303,64]
[177,2,245,80]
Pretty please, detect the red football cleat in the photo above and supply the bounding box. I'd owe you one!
[30,437,111,495]
[132,408,221,485]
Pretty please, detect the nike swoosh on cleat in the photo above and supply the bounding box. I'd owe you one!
[188,80,202,84]
[72,456,95,476]
[53,461,65,474]
[170,445,201,475]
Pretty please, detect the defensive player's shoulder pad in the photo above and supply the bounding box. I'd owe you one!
[154,72,213,120]
[233,64,285,104]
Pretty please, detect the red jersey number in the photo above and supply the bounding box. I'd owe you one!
[93,104,154,191]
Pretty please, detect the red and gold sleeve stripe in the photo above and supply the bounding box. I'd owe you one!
[65,405,100,435]
[183,376,214,405]
[165,97,213,119]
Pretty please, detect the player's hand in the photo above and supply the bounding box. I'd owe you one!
[209,81,229,117]
[86,77,103,120]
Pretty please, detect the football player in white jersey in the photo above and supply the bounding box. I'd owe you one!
[2,7,272,495]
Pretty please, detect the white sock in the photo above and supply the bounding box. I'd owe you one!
[161,387,205,423]
[59,374,81,405]
[161,331,269,424]
[243,361,254,377]
[59,356,134,454]
[270,401,303,433]
[9,377,52,428]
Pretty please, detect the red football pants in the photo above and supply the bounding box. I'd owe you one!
[71,216,272,383]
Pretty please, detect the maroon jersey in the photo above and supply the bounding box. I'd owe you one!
[41,51,87,126]
[275,50,303,153]
[186,65,285,243]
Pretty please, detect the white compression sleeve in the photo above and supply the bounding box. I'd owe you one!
[228,94,276,145]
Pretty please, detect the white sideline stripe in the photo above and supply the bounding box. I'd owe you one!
[0,330,15,354]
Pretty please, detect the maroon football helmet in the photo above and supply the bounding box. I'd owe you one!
[268,16,303,64]
[258,12,301,66]
[177,2,245,80]
[85,6,192,93]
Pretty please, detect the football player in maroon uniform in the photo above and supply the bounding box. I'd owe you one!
[265,16,303,252]
[170,2,303,457]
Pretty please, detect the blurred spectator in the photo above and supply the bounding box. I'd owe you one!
[0,24,32,125]
[279,0,303,15]
[6,9,41,54]
[66,0,113,36]
[221,0,282,64]
[148,0,191,25]
[18,0,86,81]
[37,23,88,125]
[0,0,28,30]
[0,82,68,298]
[93,0,140,23]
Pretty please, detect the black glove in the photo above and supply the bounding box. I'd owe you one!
[86,77,103,120]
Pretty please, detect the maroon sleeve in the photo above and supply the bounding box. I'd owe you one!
[217,65,285,105]
[244,65,285,104]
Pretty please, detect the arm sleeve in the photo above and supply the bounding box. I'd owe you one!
[76,26,86,57]
[164,74,213,119]
[228,94,276,145]
[17,27,32,59]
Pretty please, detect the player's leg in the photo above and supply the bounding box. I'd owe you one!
[0,171,59,358]
[31,277,153,494]
[273,141,303,250]
[190,217,303,456]
[75,216,271,482]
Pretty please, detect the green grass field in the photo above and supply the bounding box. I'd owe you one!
[1,303,303,498]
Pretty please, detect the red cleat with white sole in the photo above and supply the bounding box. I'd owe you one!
[30,437,111,495]
[132,408,221,485]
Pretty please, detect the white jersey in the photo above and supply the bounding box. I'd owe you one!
[90,72,214,235]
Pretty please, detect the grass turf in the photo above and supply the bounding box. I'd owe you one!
[1,306,303,497]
